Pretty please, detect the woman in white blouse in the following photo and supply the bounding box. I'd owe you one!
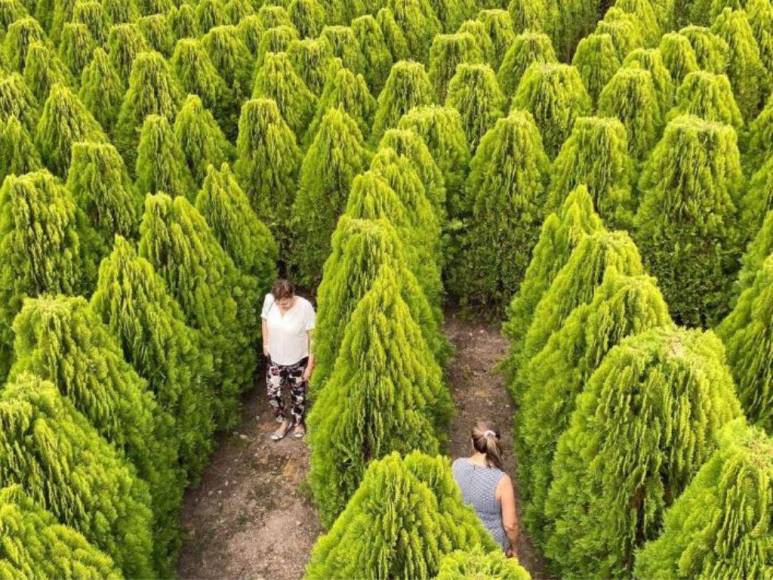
[261,279,316,441]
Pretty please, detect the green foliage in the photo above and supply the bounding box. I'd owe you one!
[681,25,729,74]
[288,38,333,96]
[308,267,451,525]
[594,8,645,60]
[635,420,772,578]
[0,484,120,579]
[517,269,672,546]
[352,14,393,94]
[257,4,293,29]
[550,0,599,61]
[548,116,636,228]
[511,63,591,158]
[430,0,477,33]
[102,0,139,25]
[22,42,72,104]
[376,7,410,62]
[371,59,435,144]
[614,0,662,46]
[428,33,482,102]
[445,63,504,152]
[386,0,441,62]
[571,33,620,105]
[669,70,743,129]
[0,116,41,182]
[622,48,675,113]
[307,451,495,579]
[58,23,95,80]
[448,110,549,311]
[746,0,772,86]
[735,210,773,299]
[292,108,369,287]
[201,25,253,104]
[135,114,196,198]
[2,16,44,72]
[78,48,124,132]
[658,31,699,85]
[741,157,773,238]
[477,9,515,71]
[436,547,530,580]
[107,23,150,83]
[457,19,494,65]
[256,25,300,66]
[137,13,175,57]
[168,3,199,39]
[236,14,264,54]
[0,73,39,132]
[747,96,772,172]
[174,94,234,187]
[544,327,742,577]
[497,32,556,100]
[289,0,326,39]
[320,25,365,75]
[507,0,554,35]
[224,0,254,24]
[635,115,743,326]
[196,0,227,32]
[0,373,154,577]
[72,0,109,46]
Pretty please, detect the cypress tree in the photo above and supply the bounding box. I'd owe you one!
[497,32,556,100]
[101,0,139,25]
[511,63,592,158]
[458,19,495,65]
[668,70,743,130]
[681,25,730,74]
[234,98,300,255]
[138,192,253,428]
[256,25,299,66]
[501,185,604,378]
[2,16,44,72]
[622,48,675,113]
[201,25,253,104]
[90,236,215,479]
[289,0,326,39]
[398,105,470,219]
[613,0,662,46]
[594,8,645,60]
[448,110,549,311]
[571,33,620,105]
[517,270,672,546]
[735,210,773,298]
[48,0,76,45]
[57,23,95,80]
[507,0,554,35]
[288,38,332,97]
[746,0,772,84]
[224,0,254,24]
[22,41,72,104]
[0,0,27,33]
[72,0,109,46]
[174,94,234,187]
[658,31,699,85]
[0,73,39,132]
[352,14,393,94]
[107,23,150,83]
[0,484,120,578]
[598,67,663,161]
[428,33,483,102]
[257,4,293,29]
[445,63,505,152]
[252,50,316,139]
[308,267,451,524]
[376,7,410,62]
[236,14,264,54]
[10,294,183,572]
[635,420,772,578]
[0,116,42,182]
[167,3,199,39]
[741,157,773,236]
[320,25,365,75]
[307,451,496,579]
[717,254,773,431]
[292,107,369,287]
[35,83,106,178]
[371,60,434,144]
[430,0,477,33]
[746,96,772,173]
[137,13,175,57]
[712,8,766,121]
[437,547,530,580]
[310,217,447,395]
[550,0,598,61]
[544,327,742,578]
[635,115,743,326]
[115,50,182,169]
[66,141,141,247]
[78,48,124,132]
[386,0,441,63]
[477,9,516,71]
[196,0,227,32]
[135,114,196,199]
[547,116,636,228]
[0,373,154,578]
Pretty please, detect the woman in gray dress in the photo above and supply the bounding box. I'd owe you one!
[452,421,520,556]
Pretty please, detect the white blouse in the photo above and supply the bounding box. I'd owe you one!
[261,294,316,366]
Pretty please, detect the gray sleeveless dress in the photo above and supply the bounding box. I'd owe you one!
[452,458,507,548]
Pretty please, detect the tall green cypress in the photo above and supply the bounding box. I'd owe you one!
[292,107,369,287]
[594,8,645,60]
[497,32,556,100]
[635,115,743,326]
[386,0,441,63]
[635,420,772,578]
[658,32,699,85]
[107,23,150,83]
[571,33,620,105]
[0,484,120,578]
[308,267,451,525]
[0,373,154,578]
[477,9,516,71]
[437,548,531,579]
[507,0,554,35]
[681,25,730,74]
[428,33,482,102]
[544,327,742,578]
[598,67,663,161]
[445,63,504,151]
[2,16,44,72]
[78,48,124,132]
[668,70,743,129]
[550,0,598,61]
[746,96,772,172]
[741,157,772,237]
[236,14,264,54]
[224,0,254,24]
[101,0,139,26]
[448,110,549,311]
[517,270,672,546]
[58,23,95,80]
[35,83,105,177]
[72,0,109,46]
[289,0,326,39]
[320,25,365,76]
[458,19,495,65]
[352,14,393,95]
[137,13,175,57]
[430,0,477,33]
[0,116,42,182]
[0,73,39,132]
[135,114,196,199]
[746,0,772,84]
[256,25,300,66]
[376,7,410,62]
[622,48,675,113]
[371,59,435,144]
[257,3,293,29]
[0,0,27,33]
[201,25,253,104]
[174,94,234,187]
[288,38,333,97]
[613,0,662,46]
[22,41,72,104]
[734,210,773,299]
[167,3,199,39]
[511,63,591,158]
[196,0,227,32]
[547,116,636,228]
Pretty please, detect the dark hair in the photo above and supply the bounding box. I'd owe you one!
[271,279,295,301]
[471,421,504,470]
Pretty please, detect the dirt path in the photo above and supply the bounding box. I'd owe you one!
[444,311,549,579]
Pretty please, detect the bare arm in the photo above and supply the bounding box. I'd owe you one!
[497,474,520,555]
[262,319,269,356]
[303,330,315,380]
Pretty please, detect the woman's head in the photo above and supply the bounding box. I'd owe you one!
[271,279,295,309]
[471,421,504,470]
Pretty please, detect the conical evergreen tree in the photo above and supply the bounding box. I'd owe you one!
[9,294,183,573]
[622,48,675,113]
[0,373,154,578]
[735,210,773,300]
[234,98,301,256]
[256,25,300,66]
[292,107,369,287]
[594,8,645,60]
[35,83,105,177]
[497,32,557,100]
[511,63,591,158]
[428,32,482,102]
[0,0,27,32]
[746,0,772,84]
[571,33,620,105]
[58,22,95,80]
[681,25,730,74]
[437,547,530,580]
[547,116,636,228]
[507,0,554,35]
[598,67,663,161]
[0,73,39,132]
[477,9,516,71]
[252,50,316,139]
[430,0,477,33]
[544,327,742,578]
[668,70,743,130]
[78,47,124,132]
[445,63,504,152]
[613,0,662,46]
[0,484,120,578]
[224,0,254,24]
[137,13,175,57]
[658,31,699,85]
[741,158,773,239]
[458,19,495,65]
[257,4,293,29]
[115,50,182,169]
[196,0,227,32]
[635,420,772,578]
[289,0,326,39]
[135,114,196,199]
[101,0,139,25]
[90,236,215,479]
[550,0,598,61]
[174,94,234,187]
[308,267,451,524]
[320,25,365,76]
[107,23,150,83]
[376,7,410,62]
[167,3,199,39]
[22,41,72,104]
[352,14,393,95]
[746,96,772,172]
[288,37,332,97]
[307,451,496,579]
[448,110,549,311]
[201,25,253,104]
[72,0,109,46]
[635,115,743,326]
[517,269,672,546]
[2,16,44,72]
[0,115,42,182]
[236,13,264,53]
[386,0,441,63]
[371,59,435,144]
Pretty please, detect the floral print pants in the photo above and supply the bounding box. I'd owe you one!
[266,356,308,425]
